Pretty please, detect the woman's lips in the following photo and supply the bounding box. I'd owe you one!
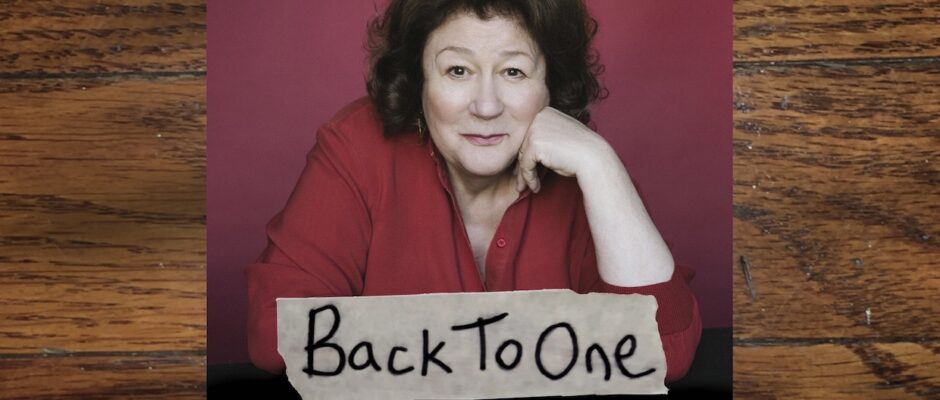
[461,133,507,146]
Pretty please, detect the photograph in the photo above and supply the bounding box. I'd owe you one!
[207,0,731,397]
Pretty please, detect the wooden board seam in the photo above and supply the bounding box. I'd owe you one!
[0,70,207,81]
[735,338,938,347]
[0,349,206,359]
[734,55,940,68]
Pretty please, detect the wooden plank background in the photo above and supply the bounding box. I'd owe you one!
[3,0,938,398]
[0,1,206,398]
[734,0,939,398]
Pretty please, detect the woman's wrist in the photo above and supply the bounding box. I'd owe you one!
[575,143,675,287]
[575,141,631,197]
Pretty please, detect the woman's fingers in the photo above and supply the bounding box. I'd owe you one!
[518,149,540,193]
[515,162,526,192]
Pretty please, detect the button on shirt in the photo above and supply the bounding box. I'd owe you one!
[246,97,702,382]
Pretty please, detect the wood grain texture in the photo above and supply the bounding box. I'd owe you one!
[735,0,940,62]
[0,77,205,214]
[732,63,940,398]
[734,343,940,399]
[733,0,940,391]
[0,0,206,397]
[733,64,940,339]
[0,0,206,75]
[0,353,205,400]
[0,76,206,354]
[0,45,205,400]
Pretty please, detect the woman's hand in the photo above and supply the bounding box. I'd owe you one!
[515,106,618,193]
[516,106,675,287]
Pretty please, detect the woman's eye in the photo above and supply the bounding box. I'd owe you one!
[447,66,467,77]
[505,68,526,78]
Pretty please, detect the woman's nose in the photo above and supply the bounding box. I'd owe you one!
[469,77,504,120]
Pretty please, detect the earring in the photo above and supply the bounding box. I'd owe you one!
[417,113,426,139]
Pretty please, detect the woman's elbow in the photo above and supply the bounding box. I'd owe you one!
[662,304,703,383]
[246,286,286,375]
[247,314,287,374]
[248,344,286,375]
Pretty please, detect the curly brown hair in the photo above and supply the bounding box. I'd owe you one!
[366,0,606,138]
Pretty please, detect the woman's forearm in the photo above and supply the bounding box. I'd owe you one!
[576,144,675,287]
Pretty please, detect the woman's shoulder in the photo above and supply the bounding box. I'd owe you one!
[328,96,379,126]
[317,96,417,153]
[322,96,383,139]
[309,98,388,166]
[311,97,425,197]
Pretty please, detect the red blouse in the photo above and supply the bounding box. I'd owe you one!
[246,97,701,382]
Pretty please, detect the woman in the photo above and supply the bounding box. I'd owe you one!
[247,0,701,383]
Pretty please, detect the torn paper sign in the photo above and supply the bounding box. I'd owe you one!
[277,289,666,399]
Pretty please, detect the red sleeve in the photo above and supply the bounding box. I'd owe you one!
[575,232,702,383]
[246,122,371,374]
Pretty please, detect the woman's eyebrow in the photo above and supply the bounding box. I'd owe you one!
[500,50,535,62]
[435,46,535,62]
[436,46,474,60]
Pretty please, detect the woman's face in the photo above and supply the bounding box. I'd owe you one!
[421,13,549,179]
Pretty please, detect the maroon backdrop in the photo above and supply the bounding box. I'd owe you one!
[208,0,732,364]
